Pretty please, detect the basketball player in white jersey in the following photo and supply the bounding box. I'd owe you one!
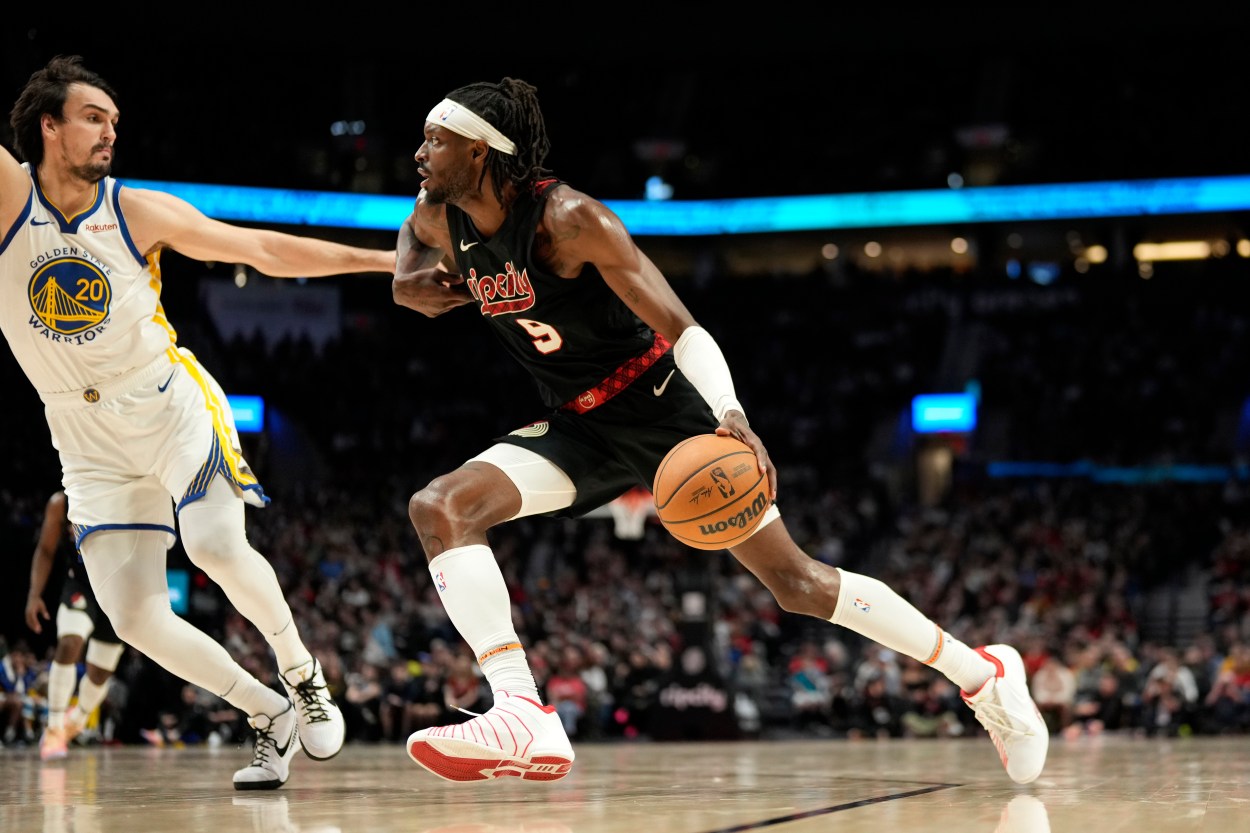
[0,55,395,789]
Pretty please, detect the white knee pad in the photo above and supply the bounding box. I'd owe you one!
[55,605,95,641]
[469,443,576,519]
[85,639,125,672]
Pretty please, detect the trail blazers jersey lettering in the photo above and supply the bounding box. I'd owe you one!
[446,178,655,409]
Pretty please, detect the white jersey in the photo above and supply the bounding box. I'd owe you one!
[1,164,266,538]
[0,163,176,396]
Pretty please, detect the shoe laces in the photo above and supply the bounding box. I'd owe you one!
[290,673,331,724]
[970,693,1034,747]
[248,721,278,768]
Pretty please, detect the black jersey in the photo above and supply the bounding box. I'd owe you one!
[446,178,659,409]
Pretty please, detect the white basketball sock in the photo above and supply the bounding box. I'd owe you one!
[73,674,112,719]
[830,568,995,693]
[429,545,539,700]
[46,662,77,730]
[266,617,313,676]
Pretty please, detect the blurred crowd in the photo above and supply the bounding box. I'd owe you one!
[3,255,1250,750]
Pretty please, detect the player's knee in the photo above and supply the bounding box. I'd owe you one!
[180,521,245,574]
[768,560,840,618]
[408,477,468,536]
[54,635,84,664]
[100,595,164,647]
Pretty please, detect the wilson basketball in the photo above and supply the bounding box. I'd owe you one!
[652,433,770,551]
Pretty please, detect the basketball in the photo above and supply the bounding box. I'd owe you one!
[652,433,770,551]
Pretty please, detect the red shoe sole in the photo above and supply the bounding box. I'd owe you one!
[407,738,572,782]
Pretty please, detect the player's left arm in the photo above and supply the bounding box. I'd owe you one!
[118,187,396,277]
[550,190,775,495]
[25,491,67,634]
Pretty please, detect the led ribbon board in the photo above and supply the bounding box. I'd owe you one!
[123,174,1250,234]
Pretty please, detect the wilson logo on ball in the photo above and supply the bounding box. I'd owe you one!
[698,490,770,537]
[653,434,769,551]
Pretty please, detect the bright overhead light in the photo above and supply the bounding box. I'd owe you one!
[1132,241,1211,262]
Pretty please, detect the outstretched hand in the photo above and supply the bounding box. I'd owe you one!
[715,411,777,500]
[392,266,474,317]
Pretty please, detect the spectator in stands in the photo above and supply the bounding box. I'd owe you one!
[578,641,614,739]
[1202,642,1250,734]
[342,661,383,742]
[405,656,447,734]
[846,672,907,740]
[546,646,589,738]
[379,659,421,742]
[1031,651,1077,733]
[443,652,488,717]
[901,676,965,739]
[1141,647,1199,736]
[0,643,41,747]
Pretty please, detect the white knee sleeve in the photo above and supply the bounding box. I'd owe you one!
[178,476,290,635]
[55,605,94,641]
[85,639,125,672]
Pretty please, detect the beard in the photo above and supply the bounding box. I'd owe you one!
[423,166,477,205]
[70,158,111,183]
[69,145,112,183]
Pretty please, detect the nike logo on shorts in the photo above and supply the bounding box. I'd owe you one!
[653,369,676,396]
[158,371,175,393]
[459,239,480,251]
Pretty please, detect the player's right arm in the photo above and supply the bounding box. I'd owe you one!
[0,143,34,244]
[392,192,473,317]
[119,186,396,277]
[25,491,68,634]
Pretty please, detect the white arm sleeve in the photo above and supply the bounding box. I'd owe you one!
[672,326,745,422]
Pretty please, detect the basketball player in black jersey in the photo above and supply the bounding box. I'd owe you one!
[392,78,1048,785]
[25,490,124,761]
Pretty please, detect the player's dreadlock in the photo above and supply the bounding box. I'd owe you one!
[444,77,552,204]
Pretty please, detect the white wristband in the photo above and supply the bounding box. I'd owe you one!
[672,326,745,422]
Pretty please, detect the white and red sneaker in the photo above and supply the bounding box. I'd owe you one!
[39,727,69,762]
[962,644,1049,784]
[406,690,574,782]
[62,708,86,745]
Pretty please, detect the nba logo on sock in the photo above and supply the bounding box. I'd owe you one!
[853,597,871,613]
[435,571,447,592]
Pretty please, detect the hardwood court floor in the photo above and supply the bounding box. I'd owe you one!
[3,734,1247,832]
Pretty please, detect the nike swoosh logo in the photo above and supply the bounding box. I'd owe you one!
[653,369,676,397]
[274,732,293,757]
[31,219,51,226]
[157,371,175,393]
[459,239,480,251]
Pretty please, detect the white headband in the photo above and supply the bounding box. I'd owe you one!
[426,98,517,156]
